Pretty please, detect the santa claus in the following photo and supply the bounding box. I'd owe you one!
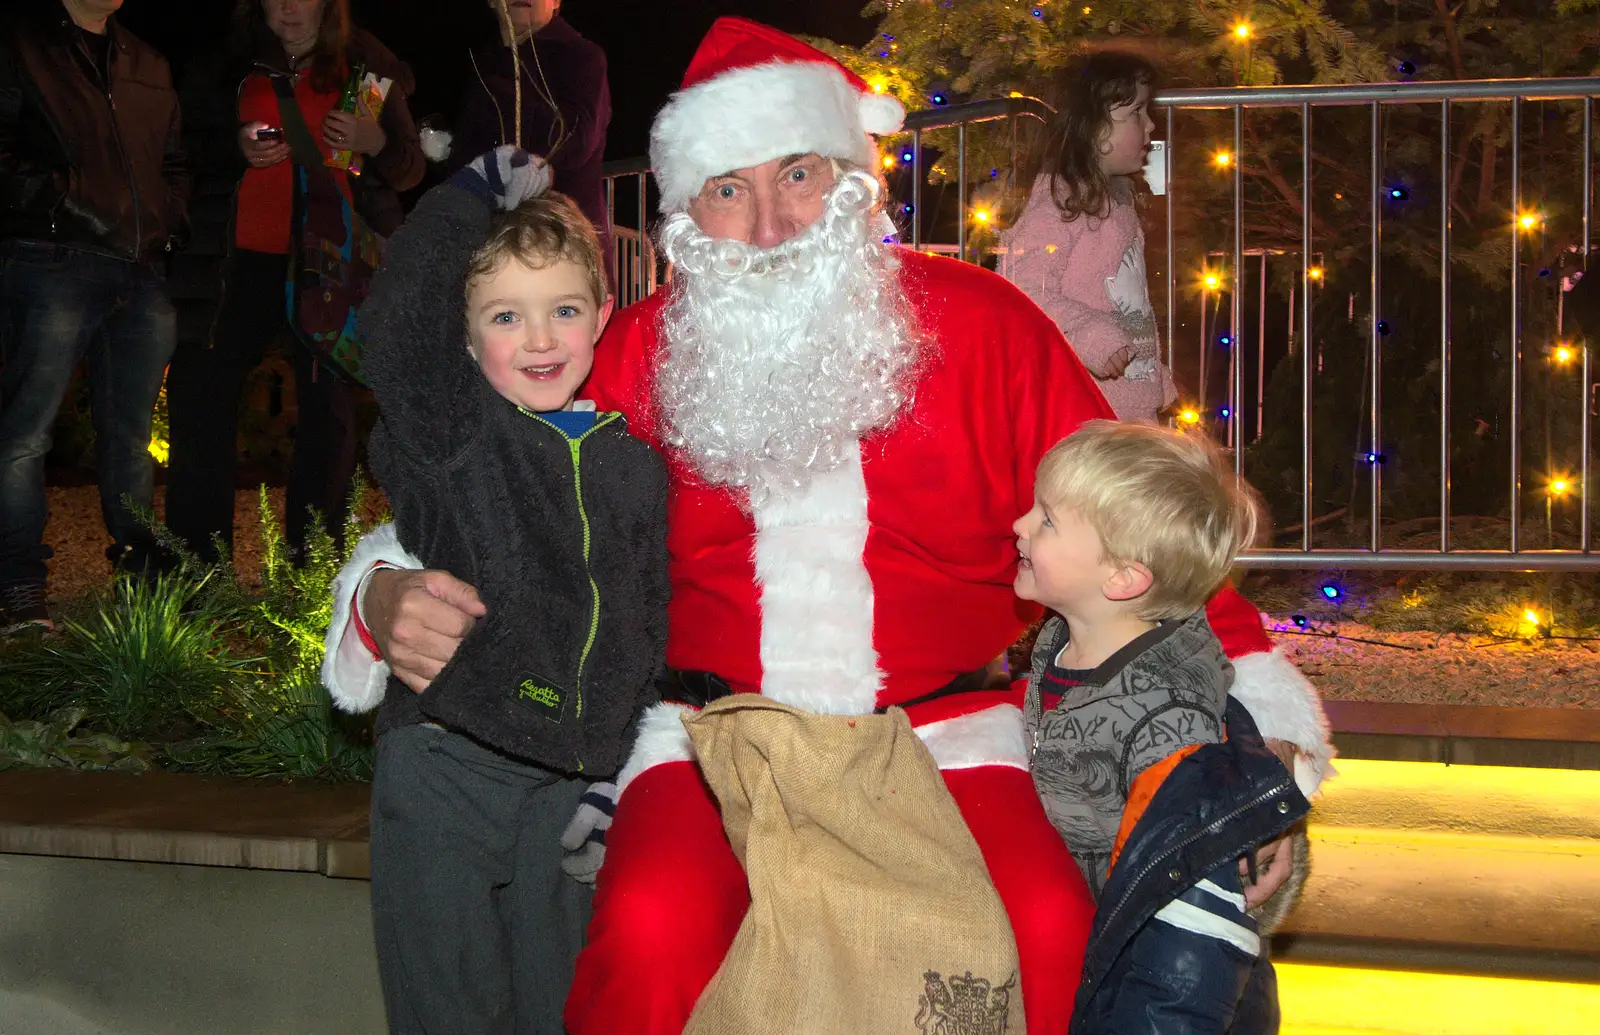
[322,16,1333,1035]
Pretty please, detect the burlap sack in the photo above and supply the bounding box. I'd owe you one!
[682,695,1026,1035]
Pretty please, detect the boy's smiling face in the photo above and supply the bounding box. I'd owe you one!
[1012,497,1119,616]
[466,256,612,413]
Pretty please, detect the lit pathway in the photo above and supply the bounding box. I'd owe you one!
[1275,758,1600,1032]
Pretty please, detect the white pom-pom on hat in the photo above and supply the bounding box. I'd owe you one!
[858,92,906,136]
[419,126,453,163]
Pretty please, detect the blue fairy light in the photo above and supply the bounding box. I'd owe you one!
[1376,320,1392,336]
[1389,186,1409,201]
[1217,332,1233,347]
[1291,614,1309,627]
[901,149,914,163]
[1219,406,1232,419]
[1320,583,1343,601]
[931,92,948,106]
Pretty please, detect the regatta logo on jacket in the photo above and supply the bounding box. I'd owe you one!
[516,678,568,720]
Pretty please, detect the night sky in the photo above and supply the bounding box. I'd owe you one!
[114,0,883,162]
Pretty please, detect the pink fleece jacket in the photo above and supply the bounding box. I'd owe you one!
[1000,178,1176,423]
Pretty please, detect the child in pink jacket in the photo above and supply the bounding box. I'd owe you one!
[1002,49,1176,423]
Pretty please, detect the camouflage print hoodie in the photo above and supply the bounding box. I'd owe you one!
[1024,610,1232,898]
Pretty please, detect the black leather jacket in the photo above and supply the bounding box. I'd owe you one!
[0,4,187,262]
[1070,698,1310,1035]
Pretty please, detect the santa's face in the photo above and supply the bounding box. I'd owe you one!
[655,167,918,505]
[687,153,838,248]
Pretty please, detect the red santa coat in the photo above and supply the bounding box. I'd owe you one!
[577,248,1329,789]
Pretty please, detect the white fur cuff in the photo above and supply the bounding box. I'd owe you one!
[320,522,423,713]
[1229,648,1337,797]
[913,704,1030,772]
[616,702,698,795]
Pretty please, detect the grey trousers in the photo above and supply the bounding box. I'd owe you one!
[370,723,594,1035]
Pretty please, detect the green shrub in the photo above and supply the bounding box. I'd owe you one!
[3,475,387,781]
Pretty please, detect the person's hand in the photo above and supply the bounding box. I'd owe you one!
[560,781,618,885]
[362,568,486,693]
[322,109,387,156]
[1241,832,1295,910]
[238,121,290,169]
[450,145,552,211]
[1263,737,1299,777]
[1090,345,1135,380]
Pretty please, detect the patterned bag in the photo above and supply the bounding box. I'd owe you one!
[681,695,1026,1035]
[270,76,380,385]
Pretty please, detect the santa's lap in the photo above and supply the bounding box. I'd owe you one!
[563,758,1094,1035]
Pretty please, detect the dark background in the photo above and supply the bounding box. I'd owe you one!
[115,0,882,163]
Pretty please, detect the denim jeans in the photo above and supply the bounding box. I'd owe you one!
[0,240,176,585]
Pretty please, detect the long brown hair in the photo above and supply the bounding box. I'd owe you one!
[232,0,351,94]
[1019,48,1159,222]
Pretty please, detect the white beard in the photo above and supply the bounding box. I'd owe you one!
[654,169,920,507]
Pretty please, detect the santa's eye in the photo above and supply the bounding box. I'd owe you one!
[714,183,737,200]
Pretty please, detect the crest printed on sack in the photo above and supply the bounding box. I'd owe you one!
[914,970,1016,1035]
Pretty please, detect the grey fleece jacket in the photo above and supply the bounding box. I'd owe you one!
[1024,611,1232,897]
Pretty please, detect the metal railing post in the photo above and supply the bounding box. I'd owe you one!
[1441,98,1453,554]
[1511,97,1523,553]
[1301,103,1314,552]
[1231,105,1243,468]
[1369,101,1383,553]
[1584,97,1594,553]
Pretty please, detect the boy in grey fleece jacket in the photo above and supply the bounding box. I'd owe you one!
[1015,420,1306,1034]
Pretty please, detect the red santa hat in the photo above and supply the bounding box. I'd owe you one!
[649,17,906,214]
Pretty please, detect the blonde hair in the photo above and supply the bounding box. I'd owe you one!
[466,191,608,305]
[1035,420,1263,620]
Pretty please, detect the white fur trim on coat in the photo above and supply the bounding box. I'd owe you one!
[751,440,883,715]
[913,704,1030,772]
[1229,648,1336,797]
[616,702,698,795]
[650,60,902,214]
[320,522,422,713]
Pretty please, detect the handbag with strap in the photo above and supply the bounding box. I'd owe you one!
[270,74,380,385]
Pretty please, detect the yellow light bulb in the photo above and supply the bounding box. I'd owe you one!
[1308,266,1325,281]
[1525,609,1542,625]
[1518,212,1541,231]
[1203,274,1221,290]
[1179,409,1201,425]
[1213,151,1233,168]
[1555,346,1575,364]
[1550,479,1570,496]
[973,207,992,224]
[869,76,888,94]
[1233,22,1252,40]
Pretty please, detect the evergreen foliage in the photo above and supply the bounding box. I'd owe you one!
[0,477,387,780]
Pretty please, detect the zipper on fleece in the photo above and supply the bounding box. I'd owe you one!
[525,411,623,737]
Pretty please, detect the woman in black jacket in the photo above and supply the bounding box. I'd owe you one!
[164,0,423,563]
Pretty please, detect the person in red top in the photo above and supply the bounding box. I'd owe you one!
[164,0,423,565]
[323,18,1334,1035]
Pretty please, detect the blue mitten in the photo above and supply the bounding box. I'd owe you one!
[559,780,617,885]
[449,145,552,211]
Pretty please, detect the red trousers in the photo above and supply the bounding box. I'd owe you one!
[564,759,1095,1035]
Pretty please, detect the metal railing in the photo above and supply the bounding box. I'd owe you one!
[600,79,1600,572]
